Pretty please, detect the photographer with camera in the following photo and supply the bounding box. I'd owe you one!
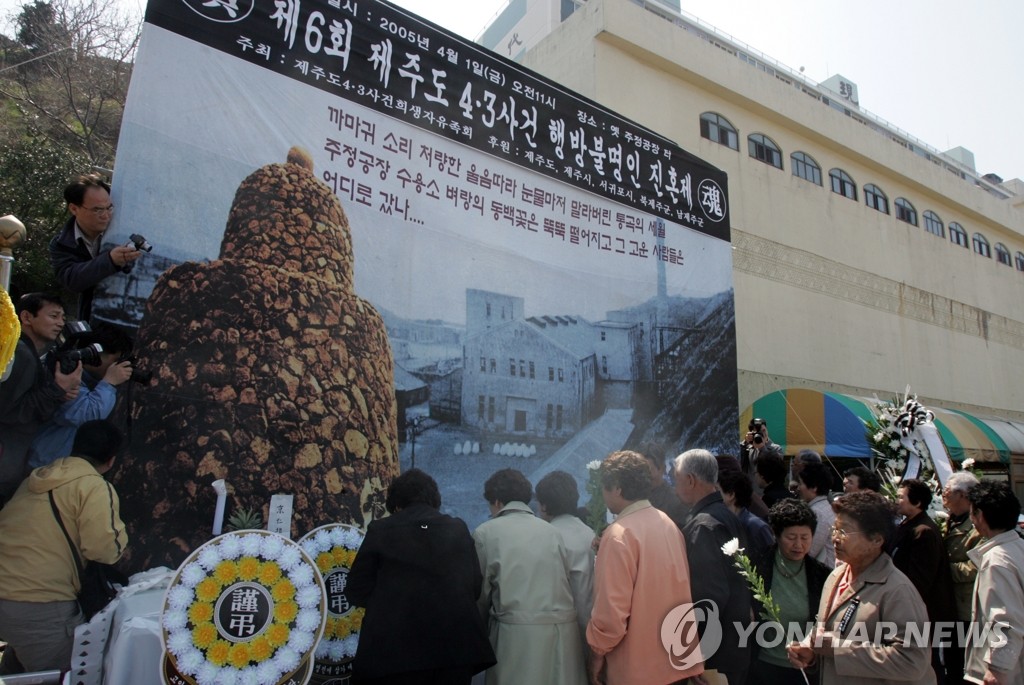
[49,174,146,322]
[740,417,782,493]
[27,324,138,469]
[0,294,82,503]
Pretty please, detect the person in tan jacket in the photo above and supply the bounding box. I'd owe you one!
[942,471,982,684]
[0,420,127,675]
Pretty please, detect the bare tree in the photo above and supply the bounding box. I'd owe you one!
[0,0,141,168]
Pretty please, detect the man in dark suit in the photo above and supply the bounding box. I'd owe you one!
[347,469,495,685]
[674,448,752,685]
[892,478,957,685]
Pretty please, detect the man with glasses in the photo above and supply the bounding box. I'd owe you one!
[48,174,141,321]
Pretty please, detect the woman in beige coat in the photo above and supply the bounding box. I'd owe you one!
[788,491,933,685]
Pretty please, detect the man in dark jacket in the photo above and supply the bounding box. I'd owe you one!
[892,478,957,685]
[0,294,80,502]
[674,448,752,685]
[347,469,494,684]
[48,174,140,321]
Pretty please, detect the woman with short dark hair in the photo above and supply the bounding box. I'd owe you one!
[787,492,933,685]
[347,469,495,684]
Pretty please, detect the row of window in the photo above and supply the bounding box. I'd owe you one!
[478,357,565,381]
[700,113,1024,272]
[475,395,565,430]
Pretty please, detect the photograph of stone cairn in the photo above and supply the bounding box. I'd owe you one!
[113,147,398,571]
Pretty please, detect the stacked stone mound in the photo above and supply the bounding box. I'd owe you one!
[114,148,398,571]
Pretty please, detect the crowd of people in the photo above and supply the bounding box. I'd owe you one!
[349,423,1023,685]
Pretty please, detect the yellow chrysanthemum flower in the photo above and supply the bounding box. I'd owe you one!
[331,547,348,566]
[192,623,218,649]
[195,578,222,603]
[249,636,273,662]
[316,552,333,573]
[274,600,298,623]
[207,640,231,667]
[237,556,260,581]
[258,562,282,585]
[213,560,238,585]
[266,622,290,648]
[228,642,251,669]
[271,578,295,602]
[188,601,214,625]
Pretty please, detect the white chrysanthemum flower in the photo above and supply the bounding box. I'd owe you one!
[218,668,239,685]
[873,432,885,443]
[260,535,284,561]
[343,529,363,549]
[166,585,194,610]
[933,510,949,520]
[586,460,602,471]
[296,585,321,608]
[314,529,332,550]
[288,563,314,588]
[315,642,331,659]
[218,534,242,560]
[329,527,346,547]
[180,563,206,588]
[288,627,315,653]
[277,545,302,571]
[166,629,193,657]
[238,667,259,685]
[198,546,222,570]
[162,609,188,632]
[327,640,346,660]
[196,663,221,685]
[888,439,901,450]
[342,633,360,653]
[295,608,321,633]
[177,648,204,676]
[241,534,262,557]
[256,661,281,684]
[962,458,976,470]
[720,538,741,557]
[273,647,301,674]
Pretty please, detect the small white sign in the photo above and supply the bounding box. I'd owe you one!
[267,494,294,538]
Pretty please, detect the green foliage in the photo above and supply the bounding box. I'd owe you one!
[584,461,607,536]
[0,132,88,296]
[226,506,265,532]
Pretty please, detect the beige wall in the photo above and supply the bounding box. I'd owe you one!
[522,0,1024,416]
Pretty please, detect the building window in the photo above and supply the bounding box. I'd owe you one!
[556,405,563,431]
[485,303,491,316]
[995,243,1011,266]
[601,355,608,375]
[600,331,606,341]
[747,134,782,169]
[509,358,515,376]
[487,397,495,423]
[1015,251,1024,272]
[949,222,968,248]
[863,184,888,214]
[829,168,857,200]
[791,151,821,185]
[923,211,944,238]
[478,395,485,421]
[895,198,917,226]
[529,361,535,379]
[558,368,564,382]
[546,404,553,430]
[972,232,991,258]
[479,357,486,372]
[548,366,554,381]
[699,112,738,150]
[490,358,496,373]
[519,359,525,377]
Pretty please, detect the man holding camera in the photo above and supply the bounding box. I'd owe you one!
[49,174,142,321]
[27,325,135,469]
[0,294,81,502]
[740,417,782,491]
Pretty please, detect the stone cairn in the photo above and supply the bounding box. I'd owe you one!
[113,148,398,571]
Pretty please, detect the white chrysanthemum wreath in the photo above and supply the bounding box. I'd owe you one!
[161,530,326,685]
[299,524,365,663]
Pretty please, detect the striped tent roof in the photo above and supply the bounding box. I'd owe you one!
[740,389,1022,464]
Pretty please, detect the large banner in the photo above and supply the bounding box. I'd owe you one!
[100,0,738,574]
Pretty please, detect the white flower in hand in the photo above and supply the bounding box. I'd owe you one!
[962,458,976,470]
[586,460,602,471]
[721,537,741,557]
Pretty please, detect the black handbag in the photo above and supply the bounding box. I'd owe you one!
[48,491,124,620]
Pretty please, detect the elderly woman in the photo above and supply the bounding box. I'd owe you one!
[751,499,831,685]
[347,469,495,685]
[473,468,587,685]
[787,491,933,685]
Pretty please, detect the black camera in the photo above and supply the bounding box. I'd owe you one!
[119,354,153,386]
[748,418,766,445]
[127,233,153,252]
[52,321,103,374]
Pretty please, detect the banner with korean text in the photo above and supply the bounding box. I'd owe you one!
[102,0,738,580]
